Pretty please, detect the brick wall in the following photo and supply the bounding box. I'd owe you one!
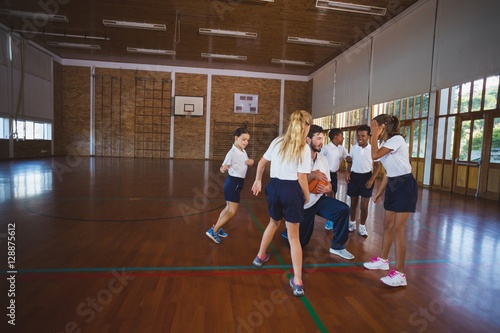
[62,66,91,157]
[283,80,311,132]
[53,61,64,155]
[57,66,309,161]
[174,73,208,159]
[210,76,281,160]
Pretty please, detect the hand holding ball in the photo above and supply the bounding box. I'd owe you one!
[308,179,329,194]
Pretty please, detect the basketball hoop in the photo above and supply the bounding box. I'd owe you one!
[185,110,193,118]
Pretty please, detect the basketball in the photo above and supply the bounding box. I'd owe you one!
[308,179,328,194]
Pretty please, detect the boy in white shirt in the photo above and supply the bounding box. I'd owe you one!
[346,125,381,237]
[321,128,351,230]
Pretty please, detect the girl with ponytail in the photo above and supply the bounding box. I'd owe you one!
[363,114,418,287]
[251,110,312,296]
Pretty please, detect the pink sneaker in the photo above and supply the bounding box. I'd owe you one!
[363,257,389,270]
[380,269,407,287]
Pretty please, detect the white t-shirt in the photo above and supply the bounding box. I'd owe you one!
[378,135,412,177]
[223,144,250,178]
[321,142,349,173]
[350,143,374,173]
[263,137,311,180]
[304,153,331,209]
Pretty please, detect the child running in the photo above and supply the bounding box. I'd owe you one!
[251,110,312,297]
[363,115,418,287]
[206,128,254,243]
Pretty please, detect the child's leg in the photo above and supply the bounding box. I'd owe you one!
[380,210,396,259]
[213,202,239,233]
[359,197,369,225]
[393,212,409,272]
[257,218,281,258]
[349,196,358,222]
[286,222,303,285]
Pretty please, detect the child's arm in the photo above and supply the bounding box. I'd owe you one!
[370,120,392,160]
[366,161,382,188]
[251,157,268,196]
[298,172,310,204]
[373,174,387,203]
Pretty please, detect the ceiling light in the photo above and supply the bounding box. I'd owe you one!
[127,47,175,55]
[47,41,101,50]
[14,30,109,40]
[315,1,387,16]
[271,59,314,66]
[201,53,247,61]
[0,9,68,22]
[103,19,166,31]
[287,36,340,47]
[199,28,257,39]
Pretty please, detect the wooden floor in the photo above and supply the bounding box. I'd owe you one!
[1,157,499,333]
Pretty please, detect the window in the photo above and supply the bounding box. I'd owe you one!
[5,118,52,140]
[0,117,9,139]
[484,76,499,110]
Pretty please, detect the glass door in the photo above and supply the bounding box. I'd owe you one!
[481,111,500,200]
[453,114,484,196]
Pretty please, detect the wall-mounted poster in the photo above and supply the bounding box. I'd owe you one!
[174,96,204,116]
[234,93,258,114]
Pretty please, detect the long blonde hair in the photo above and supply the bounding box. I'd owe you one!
[278,110,312,164]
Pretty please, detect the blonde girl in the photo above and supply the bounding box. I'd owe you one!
[251,110,312,296]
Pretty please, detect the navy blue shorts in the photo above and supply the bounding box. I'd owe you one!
[347,172,374,198]
[265,178,305,223]
[223,175,244,203]
[384,173,418,212]
[330,171,338,193]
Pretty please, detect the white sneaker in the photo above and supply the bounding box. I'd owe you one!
[363,257,389,270]
[348,221,356,232]
[329,248,355,260]
[358,224,368,237]
[380,269,407,287]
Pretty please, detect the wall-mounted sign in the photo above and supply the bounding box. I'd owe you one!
[234,93,258,114]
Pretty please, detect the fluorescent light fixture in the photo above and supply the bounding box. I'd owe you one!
[14,29,109,40]
[287,36,340,47]
[199,28,257,39]
[47,41,101,50]
[201,53,247,61]
[315,1,387,16]
[103,19,166,31]
[271,59,314,66]
[127,47,175,55]
[0,9,68,22]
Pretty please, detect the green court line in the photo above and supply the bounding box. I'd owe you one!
[243,200,329,333]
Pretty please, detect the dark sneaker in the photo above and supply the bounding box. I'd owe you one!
[252,253,270,267]
[289,277,304,296]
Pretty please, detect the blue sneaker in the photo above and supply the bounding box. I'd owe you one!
[281,229,288,240]
[205,227,221,244]
[252,253,270,267]
[289,277,304,296]
[325,220,333,230]
[217,228,228,238]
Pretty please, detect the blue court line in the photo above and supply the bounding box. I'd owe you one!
[6,258,454,275]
